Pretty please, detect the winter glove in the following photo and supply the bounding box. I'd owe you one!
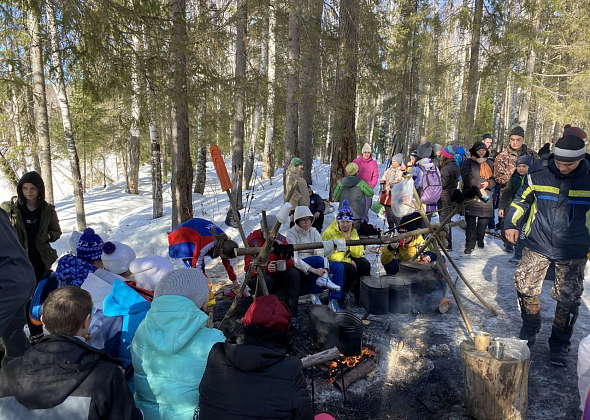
[333,239,347,252]
[272,243,294,260]
[462,186,481,200]
[450,189,463,203]
[322,240,335,257]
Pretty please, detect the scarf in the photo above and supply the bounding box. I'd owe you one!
[471,155,492,180]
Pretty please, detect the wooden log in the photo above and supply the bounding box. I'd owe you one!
[460,341,530,420]
[333,359,377,391]
[301,346,341,369]
[233,222,463,256]
[212,296,253,321]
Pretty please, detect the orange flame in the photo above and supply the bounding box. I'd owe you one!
[328,347,376,382]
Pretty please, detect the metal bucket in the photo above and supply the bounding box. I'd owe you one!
[308,306,339,350]
[360,276,390,315]
[336,311,363,356]
[388,274,412,314]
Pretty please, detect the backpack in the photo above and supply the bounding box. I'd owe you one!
[224,208,241,228]
[29,270,59,325]
[419,164,442,205]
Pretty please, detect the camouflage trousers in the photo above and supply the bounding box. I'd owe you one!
[514,247,586,302]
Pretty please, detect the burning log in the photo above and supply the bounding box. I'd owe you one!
[301,347,341,369]
[332,359,377,391]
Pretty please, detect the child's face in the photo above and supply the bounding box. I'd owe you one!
[516,164,529,176]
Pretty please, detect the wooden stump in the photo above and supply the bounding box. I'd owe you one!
[460,341,530,420]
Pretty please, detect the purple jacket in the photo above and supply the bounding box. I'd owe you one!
[351,156,379,188]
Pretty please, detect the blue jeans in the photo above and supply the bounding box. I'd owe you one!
[303,256,344,300]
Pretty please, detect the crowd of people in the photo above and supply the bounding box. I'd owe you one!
[1,122,590,419]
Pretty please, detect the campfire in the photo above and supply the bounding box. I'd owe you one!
[328,347,378,391]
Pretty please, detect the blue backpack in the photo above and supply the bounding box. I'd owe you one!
[29,270,59,326]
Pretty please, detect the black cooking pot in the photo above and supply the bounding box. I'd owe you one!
[336,311,363,356]
[308,306,339,350]
[360,276,390,315]
[387,274,412,314]
[399,260,438,296]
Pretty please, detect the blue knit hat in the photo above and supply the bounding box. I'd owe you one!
[77,228,104,263]
[337,200,354,221]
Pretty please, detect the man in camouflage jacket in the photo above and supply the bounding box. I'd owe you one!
[505,134,590,367]
[494,126,539,250]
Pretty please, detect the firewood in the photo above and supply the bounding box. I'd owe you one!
[301,346,341,369]
[333,359,377,391]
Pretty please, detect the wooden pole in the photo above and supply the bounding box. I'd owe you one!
[410,203,462,261]
[226,189,248,246]
[412,187,475,338]
[436,237,498,316]
[233,222,463,256]
[219,182,299,328]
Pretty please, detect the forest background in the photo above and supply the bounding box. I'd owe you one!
[0,0,588,229]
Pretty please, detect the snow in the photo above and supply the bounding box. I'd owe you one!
[2,159,589,419]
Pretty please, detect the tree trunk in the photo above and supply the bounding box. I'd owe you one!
[285,0,301,168]
[46,1,86,229]
[194,102,207,195]
[462,0,484,144]
[169,0,193,228]
[298,0,322,185]
[145,36,163,219]
[28,3,53,204]
[329,0,358,200]
[161,122,169,184]
[244,6,269,190]
[518,0,541,135]
[232,0,247,209]
[0,149,19,192]
[262,5,276,181]
[128,33,141,195]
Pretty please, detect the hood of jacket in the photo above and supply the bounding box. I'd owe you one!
[223,327,289,372]
[17,171,46,206]
[340,176,362,187]
[138,294,208,354]
[103,279,151,317]
[1,334,117,410]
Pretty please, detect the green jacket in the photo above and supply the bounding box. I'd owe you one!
[1,197,61,270]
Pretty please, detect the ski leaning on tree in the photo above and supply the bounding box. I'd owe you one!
[505,134,590,367]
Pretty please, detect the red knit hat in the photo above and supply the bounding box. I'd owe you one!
[243,295,291,331]
[563,124,587,140]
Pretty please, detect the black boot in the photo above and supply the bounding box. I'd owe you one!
[518,294,541,347]
[549,300,580,367]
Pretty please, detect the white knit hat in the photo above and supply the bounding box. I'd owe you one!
[362,143,371,153]
[130,255,174,291]
[101,241,136,275]
[154,268,210,309]
[69,231,83,255]
[294,206,314,222]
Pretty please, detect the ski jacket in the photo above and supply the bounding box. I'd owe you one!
[103,279,153,381]
[352,155,380,188]
[131,294,225,420]
[0,208,36,338]
[244,229,295,277]
[0,334,142,420]
[461,157,496,218]
[1,196,61,272]
[494,145,539,187]
[309,192,326,215]
[198,329,313,420]
[410,158,441,212]
[321,219,364,263]
[333,176,374,222]
[505,155,590,260]
[286,224,326,273]
[168,218,237,280]
[499,170,526,210]
[285,166,310,208]
[440,158,460,203]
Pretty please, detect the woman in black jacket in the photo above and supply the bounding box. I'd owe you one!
[438,146,461,251]
[461,142,495,254]
[199,295,313,420]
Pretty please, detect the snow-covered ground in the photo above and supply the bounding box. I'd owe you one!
[2,159,588,419]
